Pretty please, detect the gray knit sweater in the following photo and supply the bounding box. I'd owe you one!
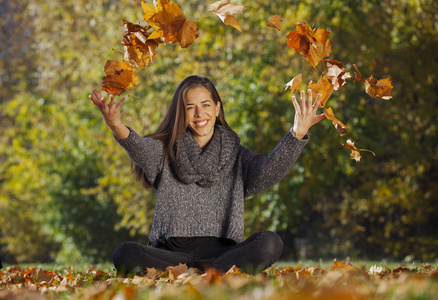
[115,126,309,247]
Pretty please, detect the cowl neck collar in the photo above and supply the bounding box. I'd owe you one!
[172,125,240,187]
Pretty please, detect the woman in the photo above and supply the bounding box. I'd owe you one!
[89,75,325,274]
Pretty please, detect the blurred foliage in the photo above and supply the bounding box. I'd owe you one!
[0,0,437,264]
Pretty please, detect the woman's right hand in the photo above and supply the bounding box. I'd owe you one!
[89,90,130,139]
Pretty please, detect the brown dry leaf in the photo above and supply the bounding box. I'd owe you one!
[141,0,199,48]
[101,60,140,96]
[364,76,393,100]
[331,261,346,271]
[266,15,283,31]
[285,73,302,93]
[122,20,161,70]
[324,59,351,91]
[307,75,334,107]
[341,139,375,162]
[167,263,188,280]
[210,0,252,32]
[352,64,364,83]
[286,22,332,68]
[324,106,349,136]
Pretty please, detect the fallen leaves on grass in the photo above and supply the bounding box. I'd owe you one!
[1,262,437,299]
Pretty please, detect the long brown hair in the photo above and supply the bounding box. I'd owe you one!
[133,75,233,189]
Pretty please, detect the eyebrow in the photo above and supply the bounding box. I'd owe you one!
[186,100,213,106]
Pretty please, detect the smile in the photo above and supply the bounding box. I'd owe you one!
[195,120,208,127]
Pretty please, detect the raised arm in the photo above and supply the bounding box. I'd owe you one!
[89,90,130,139]
[242,89,325,197]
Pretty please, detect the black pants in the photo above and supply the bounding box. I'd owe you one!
[112,231,283,274]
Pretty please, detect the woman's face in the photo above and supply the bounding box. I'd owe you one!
[185,87,221,148]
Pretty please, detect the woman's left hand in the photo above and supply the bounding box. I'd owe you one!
[291,89,326,139]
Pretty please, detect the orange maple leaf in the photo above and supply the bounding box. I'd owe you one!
[141,0,199,48]
[324,59,351,91]
[285,73,302,94]
[122,20,161,70]
[210,0,252,32]
[101,60,140,96]
[266,15,283,31]
[307,75,334,107]
[341,139,375,162]
[286,22,332,68]
[365,76,393,100]
[324,106,349,136]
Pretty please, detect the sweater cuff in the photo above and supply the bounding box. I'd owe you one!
[113,126,143,148]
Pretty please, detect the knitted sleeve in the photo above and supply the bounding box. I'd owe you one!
[240,131,309,198]
[114,126,164,186]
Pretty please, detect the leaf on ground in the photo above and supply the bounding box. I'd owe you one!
[210,0,252,32]
[286,22,332,68]
[324,59,351,91]
[307,75,334,107]
[167,263,188,280]
[266,15,283,31]
[285,73,302,93]
[341,139,375,162]
[141,0,199,48]
[122,20,161,70]
[324,106,349,136]
[364,76,393,100]
[101,60,140,96]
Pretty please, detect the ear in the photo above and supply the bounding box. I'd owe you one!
[216,101,221,117]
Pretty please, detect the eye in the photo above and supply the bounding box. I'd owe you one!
[203,104,211,107]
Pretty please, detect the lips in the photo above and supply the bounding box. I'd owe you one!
[195,120,208,127]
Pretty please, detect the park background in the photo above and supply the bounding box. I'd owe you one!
[0,0,437,265]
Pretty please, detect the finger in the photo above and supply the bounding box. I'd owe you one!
[92,89,102,100]
[291,95,301,115]
[313,93,322,111]
[116,96,126,109]
[314,113,326,124]
[101,96,109,112]
[307,89,313,109]
[301,90,306,114]
[109,94,115,107]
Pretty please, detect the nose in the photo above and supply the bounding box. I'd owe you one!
[194,106,204,117]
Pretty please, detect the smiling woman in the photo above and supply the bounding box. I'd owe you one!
[185,87,221,148]
[88,75,325,275]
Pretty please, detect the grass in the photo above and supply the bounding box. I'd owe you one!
[1,260,437,300]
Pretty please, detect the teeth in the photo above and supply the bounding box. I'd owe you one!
[196,121,207,126]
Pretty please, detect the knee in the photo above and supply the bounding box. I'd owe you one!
[112,242,137,271]
[260,231,284,260]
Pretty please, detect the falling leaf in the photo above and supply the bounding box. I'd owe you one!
[352,64,364,83]
[101,60,140,96]
[285,73,302,93]
[324,59,351,91]
[286,22,332,68]
[210,0,252,32]
[341,139,375,162]
[364,76,393,100]
[122,21,161,70]
[373,57,376,68]
[266,15,283,31]
[324,106,349,136]
[307,75,334,107]
[141,0,199,48]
